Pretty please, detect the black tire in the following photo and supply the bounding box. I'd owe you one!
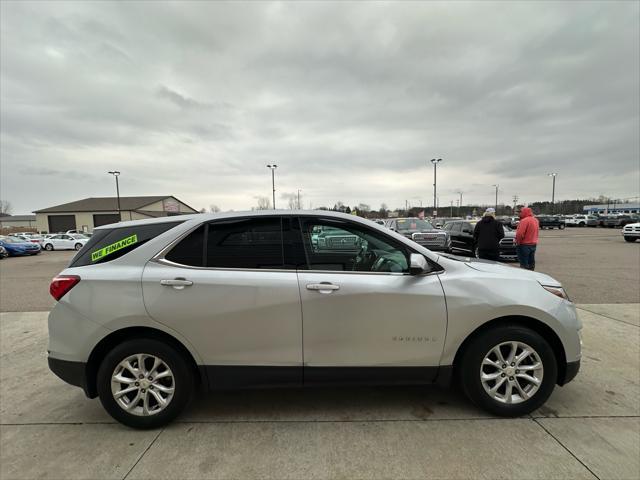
[74,243,83,251]
[459,325,557,417]
[579,222,585,227]
[559,224,565,230]
[97,338,194,429]
[44,243,53,251]
[624,237,637,243]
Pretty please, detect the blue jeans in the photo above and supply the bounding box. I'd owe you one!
[516,245,536,270]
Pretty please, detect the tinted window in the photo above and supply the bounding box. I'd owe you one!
[451,222,462,233]
[300,218,409,273]
[165,225,205,267]
[70,222,183,267]
[206,217,283,269]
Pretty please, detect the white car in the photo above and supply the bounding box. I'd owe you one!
[622,223,640,242]
[42,234,89,251]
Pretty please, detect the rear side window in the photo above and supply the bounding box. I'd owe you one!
[207,218,282,269]
[70,222,183,267]
[162,217,287,269]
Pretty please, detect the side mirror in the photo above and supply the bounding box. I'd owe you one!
[409,253,429,275]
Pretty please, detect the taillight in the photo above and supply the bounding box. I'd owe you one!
[50,275,80,301]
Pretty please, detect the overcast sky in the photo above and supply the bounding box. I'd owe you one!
[1,1,639,214]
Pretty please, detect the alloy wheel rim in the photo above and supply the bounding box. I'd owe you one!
[111,353,175,416]
[480,341,543,404]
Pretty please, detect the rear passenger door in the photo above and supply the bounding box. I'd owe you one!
[141,216,303,389]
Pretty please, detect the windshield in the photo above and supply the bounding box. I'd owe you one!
[395,218,434,231]
[0,237,21,243]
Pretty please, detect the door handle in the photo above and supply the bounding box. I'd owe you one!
[160,278,193,289]
[306,282,340,294]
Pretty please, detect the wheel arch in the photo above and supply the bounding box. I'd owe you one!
[84,326,206,398]
[451,315,569,386]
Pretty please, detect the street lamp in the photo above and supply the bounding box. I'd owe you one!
[297,189,302,209]
[492,184,499,214]
[457,191,463,217]
[430,158,442,217]
[266,165,278,209]
[548,173,557,214]
[107,171,121,220]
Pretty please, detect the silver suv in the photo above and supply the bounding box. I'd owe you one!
[48,211,581,428]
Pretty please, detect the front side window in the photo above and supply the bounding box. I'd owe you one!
[300,218,409,273]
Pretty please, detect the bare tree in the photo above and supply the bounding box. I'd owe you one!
[281,192,302,209]
[357,203,371,213]
[255,197,271,210]
[0,200,12,216]
[209,204,221,213]
[199,208,206,213]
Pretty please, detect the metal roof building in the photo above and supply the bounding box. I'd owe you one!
[583,203,640,214]
[33,196,198,233]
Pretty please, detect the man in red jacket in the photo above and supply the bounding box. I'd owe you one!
[515,207,539,270]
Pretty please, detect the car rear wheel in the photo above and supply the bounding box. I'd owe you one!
[459,325,557,417]
[559,224,565,230]
[74,243,83,250]
[97,339,194,429]
[44,244,53,251]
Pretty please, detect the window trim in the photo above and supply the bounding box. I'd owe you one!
[154,215,441,276]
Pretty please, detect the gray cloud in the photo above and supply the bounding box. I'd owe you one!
[1,0,638,213]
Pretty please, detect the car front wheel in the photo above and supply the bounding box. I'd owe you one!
[459,325,557,417]
[624,237,637,242]
[74,243,83,250]
[97,338,194,429]
[44,244,53,251]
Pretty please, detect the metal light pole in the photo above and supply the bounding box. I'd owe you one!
[266,164,278,209]
[297,189,302,209]
[430,158,442,217]
[492,184,499,214]
[108,171,121,220]
[548,173,557,214]
[457,191,463,217]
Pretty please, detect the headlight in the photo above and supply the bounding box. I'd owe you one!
[540,283,571,301]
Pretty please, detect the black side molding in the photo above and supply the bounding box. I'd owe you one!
[559,360,580,386]
[48,357,93,397]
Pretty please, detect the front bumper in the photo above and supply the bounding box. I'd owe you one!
[48,356,92,397]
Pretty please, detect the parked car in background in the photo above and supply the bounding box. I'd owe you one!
[0,245,8,259]
[42,234,90,251]
[433,217,460,229]
[442,220,517,261]
[386,217,451,252]
[508,217,520,228]
[603,215,638,228]
[0,236,41,256]
[47,211,581,428]
[565,215,597,227]
[537,216,565,230]
[622,223,640,242]
[10,233,45,245]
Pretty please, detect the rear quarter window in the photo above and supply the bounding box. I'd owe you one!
[70,221,183,267]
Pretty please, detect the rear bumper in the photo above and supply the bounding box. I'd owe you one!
[48,356,92,397]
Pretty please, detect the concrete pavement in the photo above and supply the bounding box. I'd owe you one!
[0,305,638,479]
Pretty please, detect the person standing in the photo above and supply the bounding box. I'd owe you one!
[473,208,504,261]
[515,207,539,270]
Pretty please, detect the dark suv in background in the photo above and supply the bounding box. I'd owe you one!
[442,220,517,261]
[537,216,565,229]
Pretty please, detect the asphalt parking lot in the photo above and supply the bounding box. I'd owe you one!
[0,228,639,479]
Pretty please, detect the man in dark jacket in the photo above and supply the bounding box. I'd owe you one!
[473,208,505,261]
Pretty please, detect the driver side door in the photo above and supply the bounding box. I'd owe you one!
[296,217,447,384]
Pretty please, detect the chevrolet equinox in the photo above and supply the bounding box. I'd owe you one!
[48,211,581,428]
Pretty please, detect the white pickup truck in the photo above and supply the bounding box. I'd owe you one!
[622,223,640,242]
[565,215,598,227]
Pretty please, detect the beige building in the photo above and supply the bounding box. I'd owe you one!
[33,196,198,233]
[0,215,37,229]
